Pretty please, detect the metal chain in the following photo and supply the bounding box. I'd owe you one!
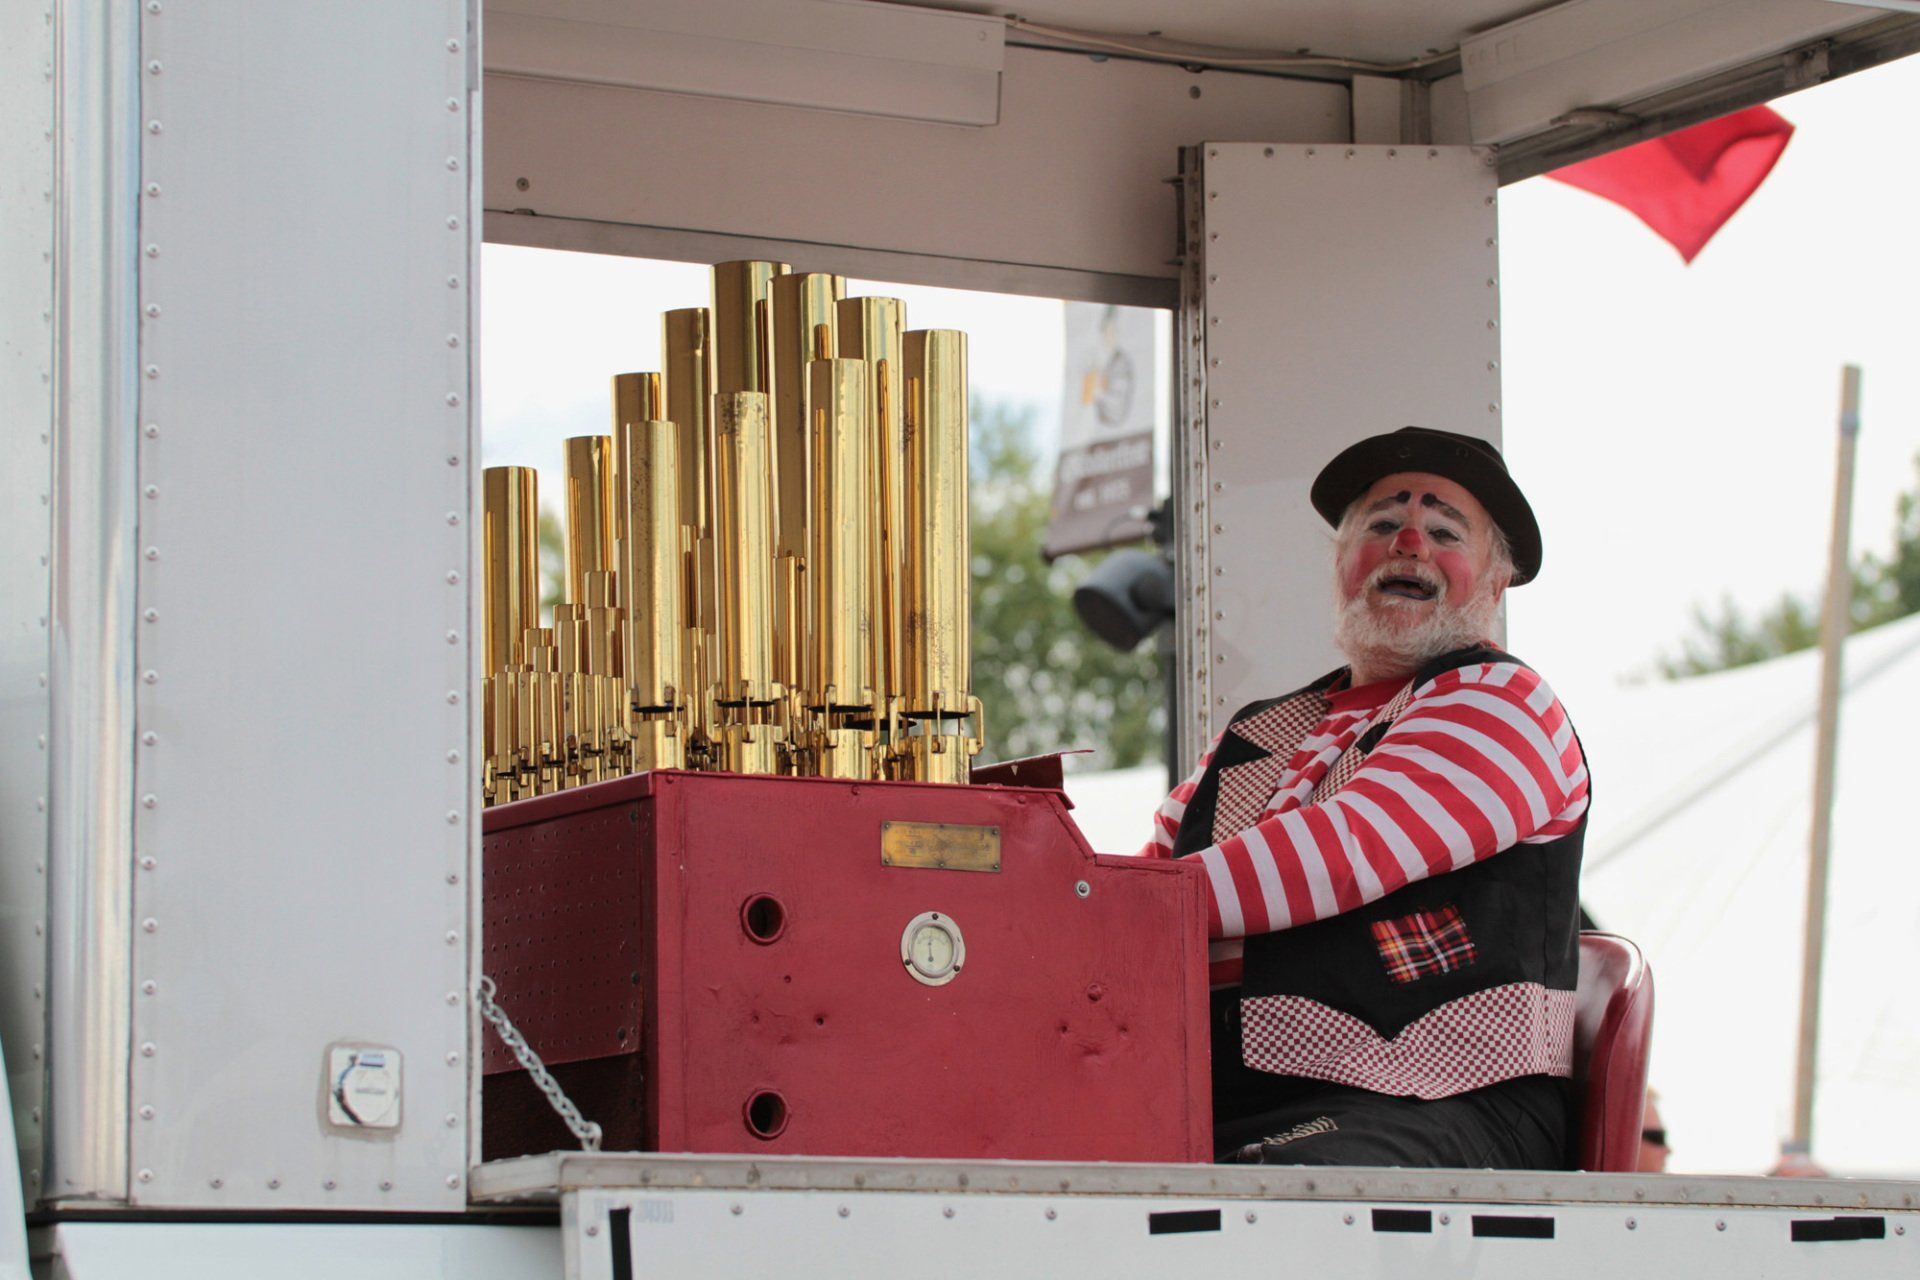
[476,975,603,1152]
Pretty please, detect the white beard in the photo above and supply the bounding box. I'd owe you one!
[1332,561,1501,680]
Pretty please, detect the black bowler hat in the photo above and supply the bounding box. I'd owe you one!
[1310,426,1543,586]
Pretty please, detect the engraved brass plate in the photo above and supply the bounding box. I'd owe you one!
[880,821,1001,873]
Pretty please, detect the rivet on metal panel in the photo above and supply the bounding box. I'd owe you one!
[139,1105,154,1120]
[268,1179,280,1190]
[141,917,157,933]
[1344,149,1355,159]
[445,931,459,946]
[445,1113,459,1128]
[1208,233,1218,242]
[446,98,460,112]
[1485,196,1495,206]
[445,512,460,526]
[1429,149,1439,158]
[838,1207,851,1219]
[144,423,158,437]
[1487,320,1498,330]
[445,630,459,646]
[380,1180,392,1192]
[446,275,460,290]
[1342,1213,1354,1225]
[144,484,159,498]
[445,393,460,406]
[145,304,159,319]
[1045,1208,1057,1221]
[1208,149,1217,157]
[446,873,459,885]
[144,244,159,258]
[447,217,460,231]
[146,59,160,74]
[144,546,159,561]
[1213,483,1223,493]
[140,795,157,810]
[1246,1211,1257,1223]
[142,731,157,746]
[941,1207,953,1219]
[146,120,161,135]
[444,991,459,1006]
[1388,148,1398,158]
[446,39,460,52]
[1715,1220,1726,1231]
[445,810,460,826]
[210,1178,223,1190]
[1214,567,1223,577]
[144,609,158,622]
[144,366,159,380]
[446,1175,462,1190]
[445,749,460,763]
[140,856,156,871]
[140,1042,155,1057]
[1073,881,1090,899]
[585,1224,598,1238]
[324,1179,336,1191]
[143,670,158,685]
[146,182,160,197]
[141,980,156,994]
[445,1051,460,1066]
[138,1169,153,1183]
[446,690,460,704]
[445,157,460,171]
[446,334,460,348]
[1488,404,1498,413]
[1626,1218,1637,1230]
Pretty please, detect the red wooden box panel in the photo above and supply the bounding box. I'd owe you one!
[483,771,1210,1163]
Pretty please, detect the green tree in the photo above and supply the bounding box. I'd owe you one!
[1659,450,1920,677]
[969,400,1166,769]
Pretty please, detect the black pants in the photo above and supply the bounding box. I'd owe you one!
[1210,989,1571,1169]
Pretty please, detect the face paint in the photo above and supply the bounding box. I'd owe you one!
[1332,472,1511,682]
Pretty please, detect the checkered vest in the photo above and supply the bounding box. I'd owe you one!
[1171,645,1585,1098]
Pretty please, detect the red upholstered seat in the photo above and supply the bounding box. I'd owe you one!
[1573,932,1655,1172]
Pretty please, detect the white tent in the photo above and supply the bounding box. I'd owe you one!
[1063,612,1920,1175]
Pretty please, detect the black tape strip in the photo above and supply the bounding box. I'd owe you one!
[1471,1214,1555,1239]
[608,1206,633,1280]
[1148,1209,1223,1235]
[1791,1216,1886,1243]
[1371,1209,1433,1233]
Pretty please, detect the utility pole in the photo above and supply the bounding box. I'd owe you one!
[1789,364,1861,1160]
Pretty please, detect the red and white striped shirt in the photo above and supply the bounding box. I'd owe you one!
[1143,660,1588,987]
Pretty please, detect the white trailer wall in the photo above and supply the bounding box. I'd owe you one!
[483,43,1351,302]
[96,0,477,1211]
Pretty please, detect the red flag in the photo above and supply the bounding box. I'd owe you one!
[1548,105,1795,263]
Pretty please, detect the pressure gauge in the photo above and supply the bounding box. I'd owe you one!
[901,911,965,987]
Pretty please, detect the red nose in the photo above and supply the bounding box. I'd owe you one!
[1391,527,1425,555]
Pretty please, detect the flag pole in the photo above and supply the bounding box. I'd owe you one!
[1789,364,1861,1160]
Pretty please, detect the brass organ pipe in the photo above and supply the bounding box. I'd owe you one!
[901,329,978,783]
[837,297,907,721]
[664,308,716,749]
[610,372,664,549]
[617,418,684,710]
[710,260,789,398]
[482,466,540,675]
[711,390,782,774]
[808,358,877,779]
[711,391,779,706]
[770,273,846,698]
[563,435,616,608]
[807,359,875,708]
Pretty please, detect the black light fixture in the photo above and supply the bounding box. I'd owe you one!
[1072,550,1175,651]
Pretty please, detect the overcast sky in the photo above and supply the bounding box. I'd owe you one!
[482,53,1920,703]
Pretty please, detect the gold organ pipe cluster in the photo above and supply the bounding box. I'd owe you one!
[481,261,981,806]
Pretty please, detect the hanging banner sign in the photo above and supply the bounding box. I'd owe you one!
[1044,303,1156,560]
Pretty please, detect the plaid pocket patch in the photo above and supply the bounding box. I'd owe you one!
[1370,907,1477,985]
